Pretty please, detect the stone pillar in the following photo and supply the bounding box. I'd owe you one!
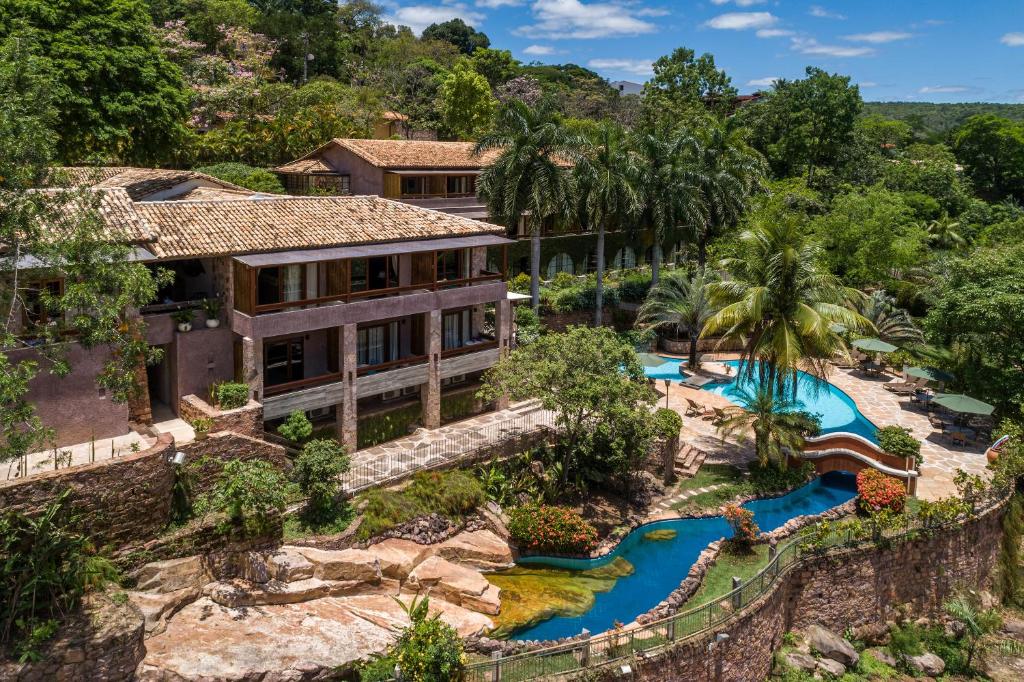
[495,298,512,354]
[125,311,153,424]
[421,309,442,429]
[337,324,358,452]
[241,336,263,402]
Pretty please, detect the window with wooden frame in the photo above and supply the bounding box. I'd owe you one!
[264,338,304,386]
[442,309,472,350]
[351,256,398,293]
[21,278,63,327]
[256,265,305,306]
[400,176,427,196]
[446,175,474,196]
[357,321,400,367]
[437,249,470,282]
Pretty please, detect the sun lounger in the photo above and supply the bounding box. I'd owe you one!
[684,399,704,418]
[884,381,918,395]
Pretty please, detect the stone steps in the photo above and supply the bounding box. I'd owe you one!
[674,443,708,478]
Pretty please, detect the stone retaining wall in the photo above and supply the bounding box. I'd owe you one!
[179,394,263,438]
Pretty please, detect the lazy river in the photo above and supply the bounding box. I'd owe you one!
[498,471,857,641]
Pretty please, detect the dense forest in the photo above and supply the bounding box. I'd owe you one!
[864,101,1024,137]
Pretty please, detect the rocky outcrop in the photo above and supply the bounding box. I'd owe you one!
[134,556,211,593]
[293,546,383,583]
[906,651,946,676]
[406,556,501,615]
[367,537,430,579]
[805,624,859,667]
[431,529,514,570]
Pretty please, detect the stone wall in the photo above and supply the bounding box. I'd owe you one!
[179,430,290,494]
[179,394,263,438]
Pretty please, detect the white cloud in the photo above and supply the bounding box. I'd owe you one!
[1001,32,1024,47]
[809,5,846,20]
[705,12,777,31]
[858,81,879,88]
[711,0,765,5]
[515,0,658,39]
[387,4,485,34]
[746,76,778,87]
[790,37,874,57]
[588,58,654,76]
[523,44,555,55]
[476,0,522,7]
[919,85,970,94]
[843,31,912,44]
[756,28,793,38]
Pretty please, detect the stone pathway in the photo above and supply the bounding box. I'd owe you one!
[649,483,729,516]
[342,400,556,493]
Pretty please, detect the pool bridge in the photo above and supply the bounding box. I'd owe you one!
[797,432,919,496]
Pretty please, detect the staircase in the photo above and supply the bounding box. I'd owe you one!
[674,442,708,478]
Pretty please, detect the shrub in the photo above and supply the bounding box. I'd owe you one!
[211,459,287,535]
[513,306,543,345]
[547,281,620,313]
[653,408,683,441]
[747,461,814,494]
[723,504,759,552]
[194,162,285,194]
[507,504,598,555]
[877,425,922,465]
[856,468,907,513]
[547,271,576,289]
[357,470,486,540]
[293,439,350,523]
[509,272,531,294]
[277,410,313,443]
[620,327,656,351]
[359,595,464,682]
[617,272,653,303]
[213,382,250,410]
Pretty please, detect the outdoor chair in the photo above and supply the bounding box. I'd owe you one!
[684,399,705,418]
[884,381,918,395]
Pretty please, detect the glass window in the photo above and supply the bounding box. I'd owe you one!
[264,339,304,386]
[352,256,398,292]
[401,176,426,196]
[22,279,62,327]
[437,249,469,282]
[257,267,281,304]
[443,309,471,350]
[257,265,304,306]
[446,176,473,195]
[358,322,399,367]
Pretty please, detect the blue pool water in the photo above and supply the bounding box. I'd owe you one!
[511,472,858,640]
[644,357,879,443]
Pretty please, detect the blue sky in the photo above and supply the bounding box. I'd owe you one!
[377,1,1024,102]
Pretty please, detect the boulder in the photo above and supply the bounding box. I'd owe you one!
[134,556,210,594]
[344,594,494,638]
[366,538,430,579]
[205,578,332,607]
[850,622,889,645]
[1002,614,1024,638]
[406,556,501,615]
[292,547,382,583]
[863,647,897,668]
[815,657,846,677]
[433,530,514,570]
[979,647,1024,682]
[805,624,859,667]
[781,651,816,672]
[906,651,945,676]
[265,548,314,583]
[129,587,201,636]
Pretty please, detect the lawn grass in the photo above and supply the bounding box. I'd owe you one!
[681,543,771,609]
[282,504,355,541]
[674,464,745,493]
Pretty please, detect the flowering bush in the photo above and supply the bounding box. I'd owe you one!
[507,504,598,555]
[723,504,760,551]
[856,468,907,513]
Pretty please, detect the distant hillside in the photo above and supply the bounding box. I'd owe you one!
[864,101,1024,134]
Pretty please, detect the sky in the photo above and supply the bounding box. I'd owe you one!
[377,0,1024,103]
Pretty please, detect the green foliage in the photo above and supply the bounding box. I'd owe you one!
[507,504,599,555]
[953,114,1024,201]
[616,271,653,303]
[357,403,422,449]
[194,163,285,194]
[210,459,287,535]
[653,408,682,441]
[876,426,922,465]
[213,382,250,410]
[887,622,924,657]
[293,439,350,524]
[546,278,621,313]
[440,390,478,424]
[277,410,313,443]
[438,59,496,140]
[998,493,1024,607]
[357,470,485,540]
[422,18,489,54]
[513,306,543,346]
[383,595,465,681]
[637,269,717,368]
[640,47,736,123]
[863,101,1024,136]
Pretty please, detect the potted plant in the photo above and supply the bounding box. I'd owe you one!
[171,309,195,332]
[190,417,213,441]
[201,298,221,328]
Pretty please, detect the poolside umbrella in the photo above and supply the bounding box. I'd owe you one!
[905,366,955,384]
[852,338,898,354]
[636,353,665,368]
[931,393,994,416]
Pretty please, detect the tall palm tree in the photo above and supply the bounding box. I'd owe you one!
[636,269,716,369]
[703,218,873,398]
[861,290,925,346]
[630,128,705,286]
[476,101,584,311]
[574,121,642,325]
[922,214,968,249]
[688,121,765,268]
[717,387,820,469]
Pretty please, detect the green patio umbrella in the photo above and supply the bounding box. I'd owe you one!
[932,393,994,416]
[905,366,955,383]
[852,337,898,353]
[636,353,666,368]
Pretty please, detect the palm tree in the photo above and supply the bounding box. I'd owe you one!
[861,290,925,346]
[703,218,873,398]
[574,121,642,325]
[943,591,1023,671]
[476,100,584,311]
[630,128,705,286]
[922,214,968,249]
[687,121,765,268]
[636,269,716,369]
[717,387,820,469]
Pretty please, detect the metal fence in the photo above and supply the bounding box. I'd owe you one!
[464,485,1011,682]
[341,409,554,494]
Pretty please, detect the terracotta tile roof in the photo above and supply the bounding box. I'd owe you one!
[319,138,503,171]
[48,167,251,201]
[274,158,337,174]
[172,186,265,202]
[134,195,504,259]
[381,111,409,121]
[26,188,154,246]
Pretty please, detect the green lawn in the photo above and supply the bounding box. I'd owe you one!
[674,464,745,493]
[680,543,771,610]
[671,464,747,513]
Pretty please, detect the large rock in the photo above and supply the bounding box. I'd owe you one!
[906,651,945,676]
[781,651,816,672]
[128,587,201,636]
[265,548,314,583]
[344,594,493,638]
[816,657,846,677]
[205,578,332,607]
[980,647,1024,682]
[293,546,382,583]
[863,647,897,668]
[433,529,514,570]
[366,538,431,579]
[805,624,859,667]
[406,556,501,615]
[134,556,210,594]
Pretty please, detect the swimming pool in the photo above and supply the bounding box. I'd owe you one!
[505,471,857,640]
[644,356,879,443]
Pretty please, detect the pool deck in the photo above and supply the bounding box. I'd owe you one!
[655,353,989,502]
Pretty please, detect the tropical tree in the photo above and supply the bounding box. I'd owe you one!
[716,387,820,469]
[703,218,872,397]
[438,59,496,140]
[636,269,716,369]
[922,214,968,249]
[476,100,584,310]
[943,590,1024,671]
[574,121,642,325]
[860,291,925,346]
[688,121,765,268]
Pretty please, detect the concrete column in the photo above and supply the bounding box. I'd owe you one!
[337,323,358,452]
[421,309,442,429]
[493,299,512,410]
[241,336,263,402]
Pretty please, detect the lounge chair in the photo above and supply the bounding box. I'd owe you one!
[884,381,918,395]
[684,398,704,418]
[710,406,734,426]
